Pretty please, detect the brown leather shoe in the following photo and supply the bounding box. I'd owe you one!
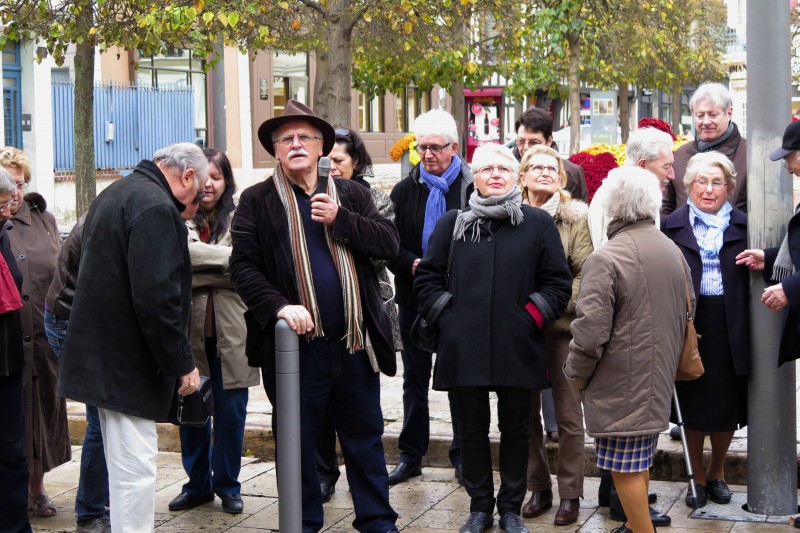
[553,498,579,526]
[521,489,553,518]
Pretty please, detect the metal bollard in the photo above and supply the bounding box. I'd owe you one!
[275,319,302,532]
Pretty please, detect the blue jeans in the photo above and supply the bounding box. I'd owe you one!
[44,308,109,524]
[179,337,248,496]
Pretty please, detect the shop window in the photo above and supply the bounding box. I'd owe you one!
[358,93,384,132]
[272,51,308,117]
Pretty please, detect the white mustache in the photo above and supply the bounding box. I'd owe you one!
[288,148,309,158]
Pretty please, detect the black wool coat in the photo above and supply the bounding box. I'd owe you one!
[762,206,800,366]
[661,205,751,375]
[59,161,195,421]
[1,219,24,376]
[414,205,572,391]
[229,176,400,376]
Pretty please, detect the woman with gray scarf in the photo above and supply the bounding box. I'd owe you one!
[414,144,571,533]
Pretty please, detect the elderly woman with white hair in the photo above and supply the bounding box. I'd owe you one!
[415,143,571,533]
[662,151,749,508]
[566,167,691,533]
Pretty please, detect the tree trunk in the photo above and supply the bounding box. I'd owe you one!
[74,5,95,216]
[567,31,581,154]
[450,80,465,156]
[671,84,682,135]
[325,0,354,127]
[618,81,630,143]
[312,45,330,121]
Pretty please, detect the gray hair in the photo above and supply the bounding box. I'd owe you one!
[471,143,520,177]
[602,166,662,222]
[153,143,209,186]
[413,109,459,144]
[625,127,674,165]
[683,151,737,191]
[690,83,732,113]
[0,166,14,195]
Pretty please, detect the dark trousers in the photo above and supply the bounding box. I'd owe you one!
[180,337,249,496]
[44,309,109,524]
[397,305,461,466]
[0,370,32,533]
[454,386,531,517]
[315,406,340,485]
[263,338,397,533]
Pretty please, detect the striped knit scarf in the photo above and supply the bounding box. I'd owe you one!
[273,165,364,352]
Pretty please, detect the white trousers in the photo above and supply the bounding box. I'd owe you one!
[98,408,157,533]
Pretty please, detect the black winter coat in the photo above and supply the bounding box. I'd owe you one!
[1,219,23,376]
[414,206,572,390]
[661,205,751,375]
[59,161,195,421]
[229,176,400,376]
[388,162,473,309]
[763,206,800,366]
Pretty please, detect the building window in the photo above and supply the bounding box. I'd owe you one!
[394,87,431,132]
[2,40,22,148]
[137,49,207,143]
[358,93,384,132]
[272,51,308,117]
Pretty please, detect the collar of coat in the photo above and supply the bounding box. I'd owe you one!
[134,159,188,215]
[554,197,589,225]
[663,204,747,253]
[607,217,656,239]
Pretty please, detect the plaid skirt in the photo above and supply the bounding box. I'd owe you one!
[594,434,659,473]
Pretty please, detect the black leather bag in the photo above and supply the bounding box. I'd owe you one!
[168,376,214,427]
[409,220,458,352]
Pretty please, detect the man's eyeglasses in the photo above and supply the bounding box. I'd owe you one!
[0,199,13,210]
[415,144,450,155]
[273,133,323,147]
[516,139,543,148]
[692,179,726,190]
[475,165,514,177]
[525,165,559,176]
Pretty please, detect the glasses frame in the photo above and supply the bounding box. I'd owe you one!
[0,199,13,210]
[273,133,323,148]
[692,178,727,191]
[415,143,450,155]
[525,164,560,177]
[515,138,544,149]
[475,165,514,177]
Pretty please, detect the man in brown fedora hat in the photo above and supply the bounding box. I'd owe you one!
[230,100,400,532]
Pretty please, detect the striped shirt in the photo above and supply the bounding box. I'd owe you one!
[689,210,724,296]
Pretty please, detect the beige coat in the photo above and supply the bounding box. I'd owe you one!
[8,196,71,472]
[188,219,260,389]
[565,219,691,437]
[550,198,593,335]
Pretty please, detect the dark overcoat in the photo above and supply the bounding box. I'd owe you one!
[1,219,24,376]
[59,161,196,421]
[661,205,751,375]
[763,206,800,366]
[7,194,70,471]
[229,176,400,376]
[413,205,572,391]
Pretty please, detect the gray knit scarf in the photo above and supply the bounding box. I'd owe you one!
[771,204,800,282]
[453,186,524,242]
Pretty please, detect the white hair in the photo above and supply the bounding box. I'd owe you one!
[690,83,732,113]
[683,151,737,191]
[625,127,674,164]
[153,143,209,186]
[0,167,14,195]
[413,109,459,144]
[602,167,662,222]
[471,143,520,177]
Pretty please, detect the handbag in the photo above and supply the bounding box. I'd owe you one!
[674,247,704,381]
[168,376,214,427]
[409,215,459,352]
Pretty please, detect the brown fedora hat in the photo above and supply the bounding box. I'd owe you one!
[257,100,336,157]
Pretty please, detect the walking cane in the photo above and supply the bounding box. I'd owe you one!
[672,389,701,506]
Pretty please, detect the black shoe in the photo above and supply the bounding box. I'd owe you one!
[387,462,422,485]
[320,480,336,503]
[685,483,707,508]
[609,506,671,527]
[669,425,682,440]
[219,493,243,514]
[498,512,529,533]
[707,479,731,503]
[610,526,633,533]
[454,464,464,485]
[168,492,214,511]
[459,511,493,533]
[598,472,657,506]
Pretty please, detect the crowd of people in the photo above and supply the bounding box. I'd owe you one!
[1,80,800,533]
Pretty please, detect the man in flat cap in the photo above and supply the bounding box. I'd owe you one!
[229,100,400,532]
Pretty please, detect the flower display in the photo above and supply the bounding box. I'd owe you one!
[390,133,420,165]
[584,143,627,166]
[569,150,619,202]
[638,117,677,140]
